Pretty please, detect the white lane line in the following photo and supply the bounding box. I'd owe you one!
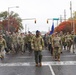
[5,56,33,59]
[15,56,33,58]
[48,65,55,75]
[0,62,31,66]
[5,55,76,59]
[43,61,76,65]
[0,61,76,66]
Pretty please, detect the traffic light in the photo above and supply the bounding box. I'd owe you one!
[34,19,36,24]
[47,20,48,24]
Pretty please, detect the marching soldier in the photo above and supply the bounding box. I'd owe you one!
[43,34,48,49]
[31,30,44,67]
[61,33,67,51]
[23,33,28,53]
[0,34,7,60]
[66,32,72,52]
[59,31,63,53]
[4,31,12,53]
[70,31,75,53]
[48,34,53,55]
[26,31,33,53]
[17,33,24,54]
[52,32,61,61]
[12,32,18,53]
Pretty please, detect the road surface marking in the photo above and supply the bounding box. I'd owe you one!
[49,65,55,75]
[0,61,76,66]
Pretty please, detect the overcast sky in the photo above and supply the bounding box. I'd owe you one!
[0,0,76,32]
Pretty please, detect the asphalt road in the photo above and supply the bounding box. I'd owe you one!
[0,48,76,75]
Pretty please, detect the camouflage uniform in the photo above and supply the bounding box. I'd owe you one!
[59,31,63,53]
[0,35,7,59]
[31,31,44,66]
[43,34,48,49]
[4,32,12,52]
[61,34,67,50]
[26,32,33,53]
[73,35,76,49]
[12,33,18,53]
[66,33,72,52]
[17,33,24,54]
[23,34,28,52]
[52,33,61,61]
[70,33,75,53]
[47,35,53,55]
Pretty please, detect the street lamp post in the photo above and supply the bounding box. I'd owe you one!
[8,6,19,32]
[22,18,36,24]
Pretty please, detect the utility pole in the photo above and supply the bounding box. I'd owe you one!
[25,24,27,33]
[60,15,62,23]
[8,6,19,32]
[70,1,72,19]
[64,9,66,21]
[70,1,75,34]
[70,1,73,31]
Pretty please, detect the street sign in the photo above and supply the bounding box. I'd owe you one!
[53,18,59,20]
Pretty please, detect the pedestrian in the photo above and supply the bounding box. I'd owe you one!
[31,30,44,67]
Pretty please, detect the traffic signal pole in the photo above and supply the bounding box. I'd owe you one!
[47,18,59,26]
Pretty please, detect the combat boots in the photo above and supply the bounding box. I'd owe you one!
[39,63,42,67]
[35,64,38,67]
